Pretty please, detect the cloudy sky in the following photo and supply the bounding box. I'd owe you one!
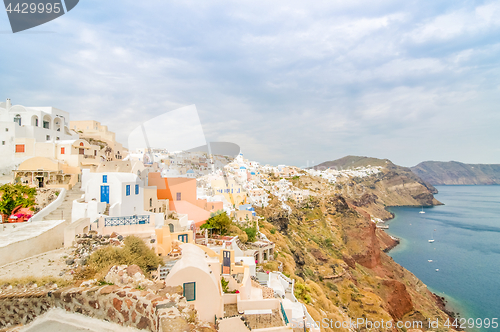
[1,0,500,167]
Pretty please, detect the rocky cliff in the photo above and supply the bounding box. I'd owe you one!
[253,157,458,331]
[256,195,456,332]
[411,161,500,185]
[308,156,441,220]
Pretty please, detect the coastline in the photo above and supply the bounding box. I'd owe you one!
[381,205,463,324]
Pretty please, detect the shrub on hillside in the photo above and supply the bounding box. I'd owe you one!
[243,225,257,242]
[83,236,162,280]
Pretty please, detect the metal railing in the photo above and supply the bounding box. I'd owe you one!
[280,302,289,325]
[104,215,150,227]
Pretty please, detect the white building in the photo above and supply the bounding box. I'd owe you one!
[0,98,79,172]
[81,171,145,217]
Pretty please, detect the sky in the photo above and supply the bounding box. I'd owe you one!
[1,0,500,167]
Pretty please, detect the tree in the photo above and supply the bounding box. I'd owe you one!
[243,225,257,242]
[0,184,36,218]
[200,210,232,235]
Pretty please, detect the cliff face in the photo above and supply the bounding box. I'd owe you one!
[256,194,455,332]
[309,156,441,220]
[252,157,458,331]
[411,161,500,185]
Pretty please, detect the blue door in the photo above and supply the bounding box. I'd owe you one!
[178,234,188,243]
[100,185,109,203]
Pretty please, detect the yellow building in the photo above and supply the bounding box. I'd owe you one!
[155,225,193,256]
[210,178,247,207]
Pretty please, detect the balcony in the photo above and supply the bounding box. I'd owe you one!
[104,215,150,227]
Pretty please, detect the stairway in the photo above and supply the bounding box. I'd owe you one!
[43,182,84,221]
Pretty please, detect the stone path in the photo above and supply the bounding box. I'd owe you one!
[0,248,74,281]
[44,183,84,221]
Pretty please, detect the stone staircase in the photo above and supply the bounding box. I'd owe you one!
[43,183,84,221]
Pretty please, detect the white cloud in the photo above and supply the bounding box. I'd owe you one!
[1,0,500,166]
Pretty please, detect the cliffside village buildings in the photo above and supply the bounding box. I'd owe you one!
[0,99,390,331]
[0,99,321,331]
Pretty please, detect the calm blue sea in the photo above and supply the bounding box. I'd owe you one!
[386,186,500,332]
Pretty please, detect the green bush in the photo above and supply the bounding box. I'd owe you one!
[85,236,162,278]
[200,211,232,235]
[326,282,338,292]
[243,226,258,242]
[0,184,36,217]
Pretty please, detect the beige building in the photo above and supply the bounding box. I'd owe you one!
[14,156,80,189]
[70,120,127,161]
[164,244,224,322]
[231,210,255,223]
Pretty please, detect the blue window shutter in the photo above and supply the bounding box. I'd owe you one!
[135,184,139,195]
[103,175,107,183]
[126,185,130,196]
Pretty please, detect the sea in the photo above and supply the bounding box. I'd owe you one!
[386,186,500,332]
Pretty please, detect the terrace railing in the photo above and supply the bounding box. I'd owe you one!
[104,215,150,227]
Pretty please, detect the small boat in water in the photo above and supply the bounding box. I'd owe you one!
[435,269,439,272]
[419,207,425,214]
[429,232,435,243]
[428,259,433,262]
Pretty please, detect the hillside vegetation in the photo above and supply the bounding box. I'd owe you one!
[254,156,455,331]
[256,196,453,332]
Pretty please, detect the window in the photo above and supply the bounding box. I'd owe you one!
[2,141,5,145]
[43,121,49,129]
[135,184,139,195]
[103,175,107,183]
[126,185,131,196]
[80,142,84,146]
[176,192,181,201]
[149,198,152,207]
[61,147,65,154]
[13,114,21,126]
[15,144,25,153]
[46,135,50,140]
[5,128,8,132]
[79,148,84,155]
[35,118,38,127]
[183,282,196,301]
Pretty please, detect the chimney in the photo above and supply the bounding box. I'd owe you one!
[6,98,11,110]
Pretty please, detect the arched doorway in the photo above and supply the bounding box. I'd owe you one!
[13,114,21,126]
[42,115,51,129]
[31,115,39,127]
[53,117,62,132]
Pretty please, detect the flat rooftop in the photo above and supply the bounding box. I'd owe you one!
[0,220,65,248]
[21,308,142,332]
